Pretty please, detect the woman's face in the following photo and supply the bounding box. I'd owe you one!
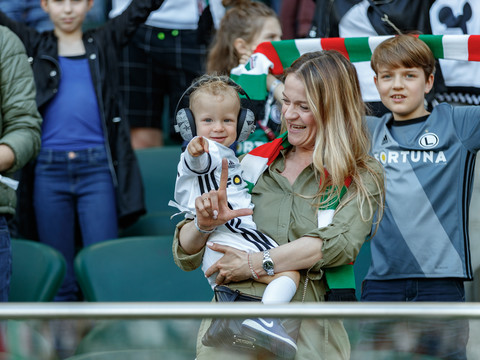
[282,74,317,151]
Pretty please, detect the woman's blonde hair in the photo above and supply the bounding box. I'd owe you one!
[284,51,384,227]
[207,0,278,75]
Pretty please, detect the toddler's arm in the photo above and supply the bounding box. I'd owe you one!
[184,136,210,173]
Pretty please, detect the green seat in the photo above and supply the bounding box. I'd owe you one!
[120,146,182,237]
[9,239,66,302]
[68,348,195,360]
[74,236,213,302]
[73,319,200,358]
[119,212,176,237]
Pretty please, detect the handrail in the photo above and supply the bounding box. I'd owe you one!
[0,302,479,320]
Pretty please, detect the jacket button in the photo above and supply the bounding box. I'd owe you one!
[27,57,33,64]
[50,70,57,77]
[88,37,93,43]
[90,54,97,60]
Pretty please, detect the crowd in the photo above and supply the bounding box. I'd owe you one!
[0,0,478,359]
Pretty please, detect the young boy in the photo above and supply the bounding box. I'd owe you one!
[170,74,299,359]
[362,34,478,358]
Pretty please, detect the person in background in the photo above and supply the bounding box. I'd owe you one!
[279,0,315,40]
[0,0,110,31]
[361,34,476,359]
[207,0,283,156]
[173,50,384,359]
[0,25,42,301]
[109,0,225,148]
[0,0,166,301]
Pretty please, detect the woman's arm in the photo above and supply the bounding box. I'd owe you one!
[204,236,323,284]
[205,164,382,285]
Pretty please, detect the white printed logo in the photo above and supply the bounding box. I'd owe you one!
[258,318,274,328]
[418,133,439,149]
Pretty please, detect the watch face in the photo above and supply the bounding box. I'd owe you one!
[263,260,274,271]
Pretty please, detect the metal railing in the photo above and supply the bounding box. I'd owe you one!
[0,302,479,320]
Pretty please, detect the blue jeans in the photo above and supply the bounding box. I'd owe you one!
[0,216,11,302]
[34,147,118,301]
[358,279,469,360]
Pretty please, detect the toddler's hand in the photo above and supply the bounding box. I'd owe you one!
[187,136,209,157]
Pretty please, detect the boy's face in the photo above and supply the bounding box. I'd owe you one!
[374,65,434,121]
[41,0,93,35]
[191,90,240,147]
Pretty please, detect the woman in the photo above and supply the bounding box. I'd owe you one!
[173,50,385,359]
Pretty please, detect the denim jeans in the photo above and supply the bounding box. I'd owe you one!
[358,279,469,360]
[34,147,118,301]
[0,216,11,302]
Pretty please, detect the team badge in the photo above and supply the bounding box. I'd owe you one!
[418,133,439,149]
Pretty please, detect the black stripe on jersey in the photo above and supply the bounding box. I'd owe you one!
[198,176,205,195]
[184,153,212,175]
[210,170,219,190]
[462,151,475,279]
[197,167,218,194]
[225,218,275,251]
[198,166,276,251]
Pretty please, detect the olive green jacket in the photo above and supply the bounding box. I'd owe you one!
[0,26,42,216]
[173,152,383,359]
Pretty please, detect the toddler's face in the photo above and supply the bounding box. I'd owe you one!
[192,91,240,147]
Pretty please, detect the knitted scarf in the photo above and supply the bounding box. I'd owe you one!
[241,132,357,301]
[231,35,480,101]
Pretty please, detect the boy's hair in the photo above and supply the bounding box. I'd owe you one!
[207,0,278,75]
[189,74,241,112]
[371,35,436,79]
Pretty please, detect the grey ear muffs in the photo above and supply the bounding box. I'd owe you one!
[175,108,196,142]
[174,77,256,142]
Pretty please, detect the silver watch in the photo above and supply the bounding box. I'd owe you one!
[262,250,275,276]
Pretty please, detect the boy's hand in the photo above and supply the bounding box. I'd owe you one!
[187,136,209,157]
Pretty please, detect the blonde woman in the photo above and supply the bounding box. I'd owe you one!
[174,50,384,359]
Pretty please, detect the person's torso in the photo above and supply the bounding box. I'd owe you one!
[366,103,480,280]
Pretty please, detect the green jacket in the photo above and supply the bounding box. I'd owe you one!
[173,151,383,359]
[0,26,42,216]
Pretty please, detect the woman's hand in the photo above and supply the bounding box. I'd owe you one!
[204,243,251,284]
[195,158,253,231]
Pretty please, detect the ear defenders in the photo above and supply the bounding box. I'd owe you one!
[174,76,256,142]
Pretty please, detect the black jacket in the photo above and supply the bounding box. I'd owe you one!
[0,0,165,233]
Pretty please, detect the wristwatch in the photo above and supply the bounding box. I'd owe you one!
[262,250,275,276]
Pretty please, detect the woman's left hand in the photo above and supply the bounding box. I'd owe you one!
[204,242,251,285]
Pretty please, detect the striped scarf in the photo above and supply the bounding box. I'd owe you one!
[241,132,357,300]
[231,35,480,101]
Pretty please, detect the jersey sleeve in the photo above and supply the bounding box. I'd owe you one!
[451,105,480,152]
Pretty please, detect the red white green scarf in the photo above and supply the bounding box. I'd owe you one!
[241,132,357,298]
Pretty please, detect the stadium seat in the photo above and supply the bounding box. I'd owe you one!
[74,235,213,302]
[119,146,182,237]
[9,239,66,302]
